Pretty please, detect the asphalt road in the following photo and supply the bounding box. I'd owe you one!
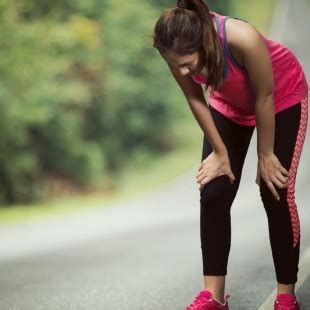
[0,0,309,309]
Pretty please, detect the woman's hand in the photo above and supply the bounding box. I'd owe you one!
[196,151,236,191]
[256,153,289,200]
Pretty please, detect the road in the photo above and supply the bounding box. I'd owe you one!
[0,0,309,309]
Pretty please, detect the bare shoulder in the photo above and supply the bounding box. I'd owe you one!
[225,18,264,51]
[223,17,268,67]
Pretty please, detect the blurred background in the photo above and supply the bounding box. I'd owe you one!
[0,0,275,223]
[1,1,310,309]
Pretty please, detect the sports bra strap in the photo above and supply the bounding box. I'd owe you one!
[222,16,247,69]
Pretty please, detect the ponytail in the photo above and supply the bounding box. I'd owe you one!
[152,0,225,90]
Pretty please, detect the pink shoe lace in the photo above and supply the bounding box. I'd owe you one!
[185,290,230,310]
[274,293,300,310]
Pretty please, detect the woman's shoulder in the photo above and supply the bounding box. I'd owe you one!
[224,18,266,66]
[225,17,261,47]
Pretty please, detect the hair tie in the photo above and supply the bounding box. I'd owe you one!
[177,1,194,10]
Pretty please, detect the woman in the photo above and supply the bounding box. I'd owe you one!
[152,0,308,309]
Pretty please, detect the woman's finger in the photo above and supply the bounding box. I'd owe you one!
[200,175,214,186]
[271,175,287,189]
[197,166,206,176]
[197,175,203,183]
[197,174,211,184]
[196,171,208,183]
[196,171,203,180]
[196,169,204,180]
[267,180,280,201]
[227,171,236,184]
[275,171,289,185]
[198,160,206,170]
[279,165,289,176]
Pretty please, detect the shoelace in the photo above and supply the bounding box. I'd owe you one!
[275,299,298,310]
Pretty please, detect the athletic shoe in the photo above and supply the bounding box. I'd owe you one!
[185,289,230,310]
[274,293,300,310]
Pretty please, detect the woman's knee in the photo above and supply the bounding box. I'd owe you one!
[259,179,288,215]
[200,175,238,206]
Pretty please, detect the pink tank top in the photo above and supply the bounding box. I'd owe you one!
[191,12,308,126]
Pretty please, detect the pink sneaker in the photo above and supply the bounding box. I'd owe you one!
[185,289,230,310]
[274,293,300,310]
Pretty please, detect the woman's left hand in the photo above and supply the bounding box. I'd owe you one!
[256,153,289,200]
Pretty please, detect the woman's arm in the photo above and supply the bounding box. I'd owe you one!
[227,19,275,155]
[166,63,236,186]
[226,19,289,199]
[167,63,227,155]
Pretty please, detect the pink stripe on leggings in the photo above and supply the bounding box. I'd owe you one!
[287,95,308,248]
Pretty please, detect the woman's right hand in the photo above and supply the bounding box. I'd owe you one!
[196,151,236,191]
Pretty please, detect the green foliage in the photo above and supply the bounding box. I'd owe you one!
[0,0,180,204]
[0,1,107,204]
[101,0,180,169]
[148,0,231,14]
[0,0,269,205]
[18,0,107,20]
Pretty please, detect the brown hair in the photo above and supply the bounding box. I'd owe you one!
[152,0,225,90]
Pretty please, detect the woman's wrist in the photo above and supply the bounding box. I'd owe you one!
[258,150,274,158]
[213,145,228,156]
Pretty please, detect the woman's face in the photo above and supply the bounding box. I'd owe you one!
[161,50,205,77]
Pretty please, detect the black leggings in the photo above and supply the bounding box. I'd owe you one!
[200,99,308,284]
